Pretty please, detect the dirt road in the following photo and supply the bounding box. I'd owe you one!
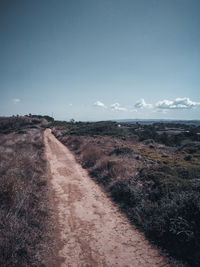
[44,129,169,267]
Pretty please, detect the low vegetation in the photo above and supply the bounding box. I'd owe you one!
[53,120,200,266]
[52,119,200,145]
[1,116,199,266]
[0,117,54,266]
[0,115,52,134]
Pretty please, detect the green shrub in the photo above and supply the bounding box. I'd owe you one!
[113,166,200,266]
[110,181,141,207]
[109,146,133,156]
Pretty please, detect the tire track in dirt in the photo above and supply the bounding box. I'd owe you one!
[44,129,170,267]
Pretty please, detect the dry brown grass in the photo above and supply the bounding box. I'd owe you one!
[0,129,54,267]
[55,132,139,187]
[80,143,103,168]
[61,135,84,152]
[89,156,129,186]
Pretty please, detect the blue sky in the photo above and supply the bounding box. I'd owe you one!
[1,0,200,121]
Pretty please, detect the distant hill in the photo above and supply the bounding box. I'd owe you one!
[116,119,200,126]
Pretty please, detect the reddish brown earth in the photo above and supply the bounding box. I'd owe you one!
[44,129,170,267]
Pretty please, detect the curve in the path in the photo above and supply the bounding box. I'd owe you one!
[44,129,169,267]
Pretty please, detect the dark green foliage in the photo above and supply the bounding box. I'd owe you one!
[0,115,53,134]
[0,117,31,134]
[109,146,133,156]
[28,114,54,122]
[90,169,112,186]
[52,120,132,137]
[53,120,200,147]
[138,126,157,141]
[109,165,200,266]
[130,122,200,146]
[110,181,141,207]
[143,192,200,266]
[179,142,200,154]
[68,121,124,136]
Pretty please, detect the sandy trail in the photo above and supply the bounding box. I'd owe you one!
[44,129,169,267]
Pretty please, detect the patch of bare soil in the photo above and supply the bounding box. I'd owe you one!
[44,129,169,267]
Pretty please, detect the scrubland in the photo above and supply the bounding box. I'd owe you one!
[53,121,200,266]
[0,117,55,266]
[1,116,200,266]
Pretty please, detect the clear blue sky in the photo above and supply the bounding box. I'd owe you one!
[1,0,200,121]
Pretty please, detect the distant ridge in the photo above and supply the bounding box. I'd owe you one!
[115,119,200,125]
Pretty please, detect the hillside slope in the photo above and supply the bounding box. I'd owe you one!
[44,129,169,266]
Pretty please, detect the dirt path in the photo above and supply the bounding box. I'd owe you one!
[44,129,169,267]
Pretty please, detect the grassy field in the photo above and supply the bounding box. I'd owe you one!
[53,120,200,266]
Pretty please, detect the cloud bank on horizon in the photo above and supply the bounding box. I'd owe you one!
[156,98,200,110]
[94,97,200,113]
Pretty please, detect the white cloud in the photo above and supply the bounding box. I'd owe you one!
[12,98,21,104]
[130,109,138,112]
[156,97,200,109]
[94,101,107,108]
[134,99,152,109]
[110,103,127,111]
